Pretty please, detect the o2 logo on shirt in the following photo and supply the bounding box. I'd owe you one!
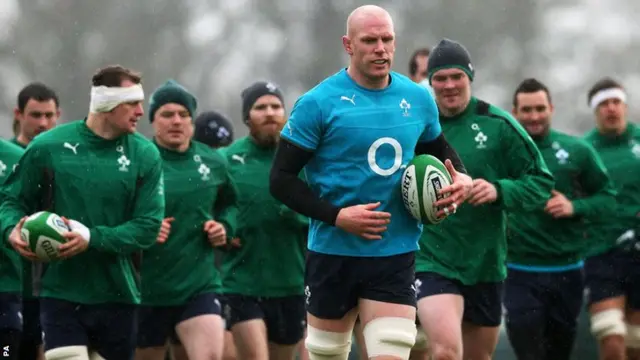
[367,137,403,176]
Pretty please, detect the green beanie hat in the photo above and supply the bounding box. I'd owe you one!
[148,79,198,122]
[427,38,475,84]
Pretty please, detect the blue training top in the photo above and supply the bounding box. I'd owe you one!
[281,68,441,257]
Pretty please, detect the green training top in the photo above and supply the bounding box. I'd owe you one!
[0,120,165,304]
[140,140,238,306]
[507,129,616,267]
[415,97,555,285]
[0,139,26,294]
[220,137,307,297]
[583,123,640,256]
[7,137,37,299]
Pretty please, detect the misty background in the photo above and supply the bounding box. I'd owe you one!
[0,0,635,358]
[1,0,638,140]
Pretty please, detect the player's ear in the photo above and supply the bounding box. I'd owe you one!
[342,35,353,55]
[13,107,21,120]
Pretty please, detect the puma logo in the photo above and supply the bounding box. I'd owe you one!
[340,94,356,105]
[231,154,246,164]
[64,142,79,155]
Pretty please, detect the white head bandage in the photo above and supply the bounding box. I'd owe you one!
[89,84,144,113]
[590,88,626,110]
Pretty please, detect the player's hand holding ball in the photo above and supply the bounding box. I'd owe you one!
[401,155,469,224]
[434,159,473,218]
[58,217,91,259]
[9,216,38,261]
[204,220,226,247]
[14,212,90,261]
[335,202,391,240]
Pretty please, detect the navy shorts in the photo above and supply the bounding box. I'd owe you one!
[40,298,137,360]
[585,247,640,308]
[21,298,42,346]
[503,267,584,360]
[0,293,22,331]
[223,294,306,345]
[415,271,503,327]
[137,292,222,348]
[305,251,416,320]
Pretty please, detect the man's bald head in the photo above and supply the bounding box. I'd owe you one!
[342,5,395,89]
[346,5,394,38]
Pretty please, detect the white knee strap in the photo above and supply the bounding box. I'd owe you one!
[305,326,352,360]
[591,309,626,339]
[413,327,429,350]
[45,346,89,360]
[88,352,106,360]
[626,324,640,349]
[363,317,417,358]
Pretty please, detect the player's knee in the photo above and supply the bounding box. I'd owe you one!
[590,309,626,340]
[413,327,429,350]
[429,345,460,360]
[305,326,352,360]
[626,324,640,348]
[44,346,89,360]
[362,317,417,359]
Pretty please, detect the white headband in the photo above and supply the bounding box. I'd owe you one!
[590,88,626,110]
[89,84,145,113]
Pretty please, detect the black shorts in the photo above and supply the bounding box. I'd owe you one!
[305,251,416,320]
[137,292,221,348]
[504,268,584,331]
[223,294,305,345]
[585,247,640,308]
[503,267,584,360]
[415,271,503,327]
[0,293,21,331]
[21,298,42,346]
[40,298,137,360]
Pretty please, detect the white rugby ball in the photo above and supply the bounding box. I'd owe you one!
[400,155,453,224]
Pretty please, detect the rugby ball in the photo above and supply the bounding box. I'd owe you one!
[20,211,70,262]
[400,155,453,224]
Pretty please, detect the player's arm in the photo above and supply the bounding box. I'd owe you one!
[270,138,342,225]
[570,143,617,217]
[214,162,239,239]
[0,146,46,243]
[415,133,467,174]
[494,119,555,212]
[414,84,466,173]
[414,91,472,213]
[269,94,343,226]
[277,170,310,228]
[88,145,165,254]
